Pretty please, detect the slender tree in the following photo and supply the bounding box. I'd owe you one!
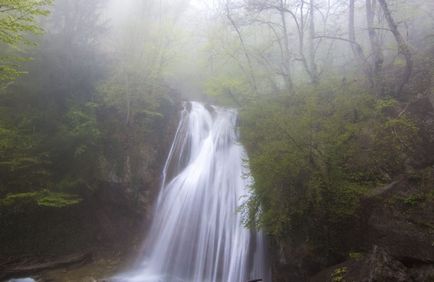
[349,0,373,85]
[278,0,295,92]
[366,0,384,96]
[224,0,259,95]
[377,0,413,96]
[308,0,319,84]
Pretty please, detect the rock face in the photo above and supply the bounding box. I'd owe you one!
[363,246,410,282]
[310,246,411,282]
[407,96,434,169]
[272,172,434,282]
[429,61,434,109]
[429,87,434,109]
[310,245,434,282]
[308,174,434,282]
[364,177,434,263]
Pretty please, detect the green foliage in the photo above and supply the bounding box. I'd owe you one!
[36,191,81,207]
[400,193,425,207]
[0,0,176,214]
[0,191,39,206]
[331,267,347,282]
[204,73,252,107]
[241,81,419,255]
[349,251,364,260]
[0,0,108,209]
[1,190,81,208]
[0,116,51,195]
[0,0,52,86]
[64,104,101,163]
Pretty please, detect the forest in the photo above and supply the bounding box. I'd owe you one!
[0,0,433,281]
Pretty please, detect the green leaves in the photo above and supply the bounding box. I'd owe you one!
[0,0,52,46]
[0,0,53,86]
[240,81,419,255]
[0,190,81,208]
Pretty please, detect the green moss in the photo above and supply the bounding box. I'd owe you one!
[1,190,81,208]
[400,194,426,207]
[0,192,40,206]
[349,251,364,260]
[331,267,347,282]
[37,192,82,207]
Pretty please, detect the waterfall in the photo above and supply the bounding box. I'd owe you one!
[115,102,270,282]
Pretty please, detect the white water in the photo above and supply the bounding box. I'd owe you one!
[116,102,270,282]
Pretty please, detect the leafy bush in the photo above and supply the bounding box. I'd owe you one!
[240,81,418,255]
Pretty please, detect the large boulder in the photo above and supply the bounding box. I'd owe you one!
[363,177,434,263]
[309,175,434,282]
[309,246,411,282]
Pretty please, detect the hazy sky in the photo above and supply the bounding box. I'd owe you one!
[106,0,218,21]
[106,0,133,22]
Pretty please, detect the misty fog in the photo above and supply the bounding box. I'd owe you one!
[1,0,434,281]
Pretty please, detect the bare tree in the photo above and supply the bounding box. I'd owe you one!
[244,0,295,93]
[246,0,320,88]
[278,0,295,92]
[377,0,413,96]
[308,0,319,84]
[366,0,384,97]
[349,0,373,86]
[224,0,259,95]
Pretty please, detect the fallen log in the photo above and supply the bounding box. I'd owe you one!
[0,253,92,281]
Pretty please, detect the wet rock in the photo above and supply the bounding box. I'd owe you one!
[367,208,434,263]
[406,96,434,169]
[309,177,434,282]
[361,246,410,282]
[309,246,411,282]
[410,264,434,281]
[429,81,434,109]
[363,178,434,263]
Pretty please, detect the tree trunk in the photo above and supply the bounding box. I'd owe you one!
[349,0,373,86]
[125,71,131,125]
[308,0,319,84]
[225,1,259,96]
[366,0,384,97]
[279,0,294,94]
[377,0,413,96]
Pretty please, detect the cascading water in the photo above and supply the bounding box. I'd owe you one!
[115,102,270,282]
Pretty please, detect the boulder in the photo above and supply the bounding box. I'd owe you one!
[364,178,434,263]
[309,246,411,282]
